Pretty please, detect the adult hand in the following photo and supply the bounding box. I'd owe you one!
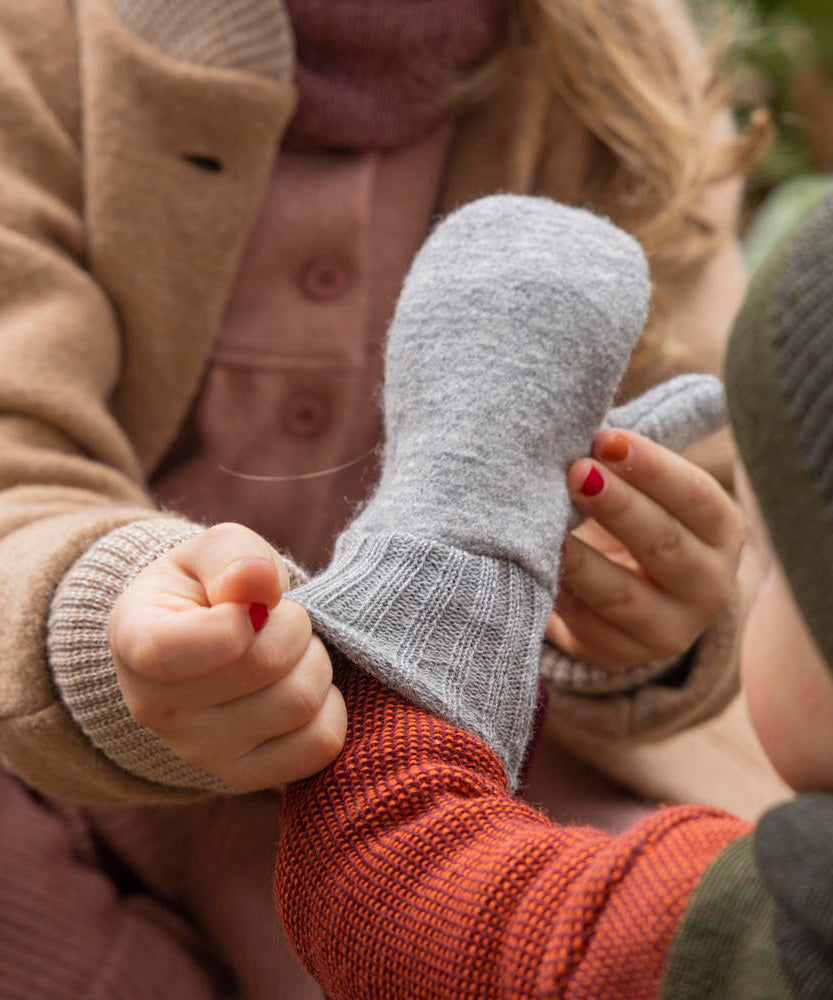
[108,523,347,791]
[547,430,745,670]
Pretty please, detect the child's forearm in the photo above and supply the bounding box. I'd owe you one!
[277,662,749,1000]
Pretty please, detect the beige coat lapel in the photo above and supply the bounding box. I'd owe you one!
[77,0,296,472]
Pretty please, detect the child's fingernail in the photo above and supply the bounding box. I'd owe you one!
[248,602,269,633]
[579,466,605,496]
[599,431,629,463]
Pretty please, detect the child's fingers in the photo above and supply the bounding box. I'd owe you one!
[172,523,288,608]
[566,459,732,608]
[176,599,313,707]
[557,434,742,670]
[590,429,745,551]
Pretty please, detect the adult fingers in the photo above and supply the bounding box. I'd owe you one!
[566,453,736,609]
[554,533,707,662]
[220,686,348,792]
[171,523,288,608]
[120,598,314,711]
[545,598,657,670]
[590,429,745,552]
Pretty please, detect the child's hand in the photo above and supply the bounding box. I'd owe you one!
[108,523,347,791]
[548,430,745,670]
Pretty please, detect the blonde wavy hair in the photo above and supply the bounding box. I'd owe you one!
[449,0,771,380]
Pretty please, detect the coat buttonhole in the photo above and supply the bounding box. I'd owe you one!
[182,153,224,173]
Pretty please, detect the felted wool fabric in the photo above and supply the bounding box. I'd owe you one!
[290,194,724,786]
[725,189,833,675]
[602,375,726,466]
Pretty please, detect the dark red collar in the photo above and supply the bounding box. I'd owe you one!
[283,0,506,151]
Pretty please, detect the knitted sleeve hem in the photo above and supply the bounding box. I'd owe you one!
[46,518,238,792]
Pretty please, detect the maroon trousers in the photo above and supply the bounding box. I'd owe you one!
[0,769,322,999]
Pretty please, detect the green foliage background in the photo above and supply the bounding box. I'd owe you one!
[691,0,833,264]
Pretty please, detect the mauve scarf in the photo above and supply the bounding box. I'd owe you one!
[283,0,506,150]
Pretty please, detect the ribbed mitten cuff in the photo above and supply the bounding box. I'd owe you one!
[290,530,552,788]
[48,518,226,793]
[109,0,295,79]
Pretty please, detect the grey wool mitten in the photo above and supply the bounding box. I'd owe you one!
[290,195,725,787]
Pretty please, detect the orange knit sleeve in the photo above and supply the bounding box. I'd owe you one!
[276,663,751,999]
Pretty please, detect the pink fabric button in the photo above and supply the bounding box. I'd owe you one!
[282,391,331,437]
[300,257,352,301]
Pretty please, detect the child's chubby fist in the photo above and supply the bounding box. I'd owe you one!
[107,523,348,791]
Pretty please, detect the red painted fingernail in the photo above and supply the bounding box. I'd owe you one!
[579,466,605,496]
[248,602,268,633]
[599,431,629,463]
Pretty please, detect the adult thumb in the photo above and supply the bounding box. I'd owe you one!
[175,523,289,608]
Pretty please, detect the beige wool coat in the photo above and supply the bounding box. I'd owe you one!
[0,0,769,807]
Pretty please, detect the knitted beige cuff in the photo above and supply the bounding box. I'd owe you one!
[540,593,742,743]
[109,0,295,80]
[46,518,233,792]
[541,645,678,696]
